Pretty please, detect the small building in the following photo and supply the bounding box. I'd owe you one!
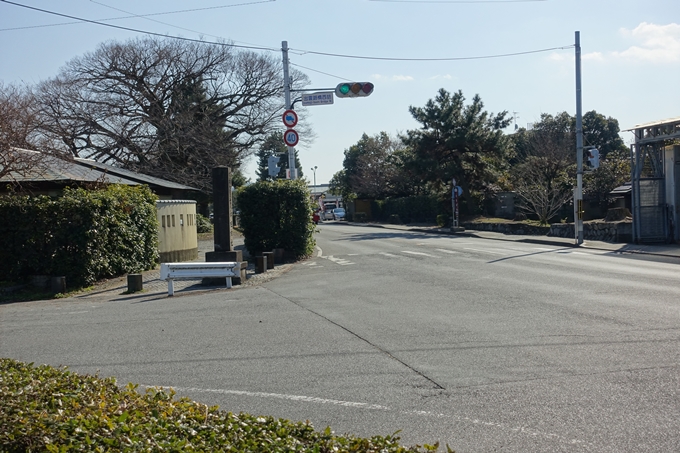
[626,117,680,243]
[157,200,198,263]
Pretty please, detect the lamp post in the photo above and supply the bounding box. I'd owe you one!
[311,166,317,197]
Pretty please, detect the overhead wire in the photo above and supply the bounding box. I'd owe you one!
[0,0,279,52]
[0,0,573,65]
[0,0,276,32]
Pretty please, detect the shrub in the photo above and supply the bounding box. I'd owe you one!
[377,195,441,224]
[354,212,367,222]
[0,359,439,452]
[237,179,316,260]
[0,185,158,288]
[436,214,449,228]
[196,213,213,233]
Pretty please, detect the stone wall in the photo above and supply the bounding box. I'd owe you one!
[549,221,632,243]
[463,220,633,243]
[462,222,550,236]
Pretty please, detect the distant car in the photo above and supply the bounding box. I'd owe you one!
[332,208,346,220]
[322,210,334,221]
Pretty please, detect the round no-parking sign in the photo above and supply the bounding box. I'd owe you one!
[283,129,299,147]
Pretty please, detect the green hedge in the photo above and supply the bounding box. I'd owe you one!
[0,359,442,452]
[236,180,316,260]
[375,196,442,224]
[0,185,158,288]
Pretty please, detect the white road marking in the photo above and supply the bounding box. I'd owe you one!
[316,246,323,257]
[402,251,437,257]
[435,248,458,254]
[323,255,355,266]
[533,247,556,251]
[152,385,588,446]
[379,252,399,257]
[463,247,507,255]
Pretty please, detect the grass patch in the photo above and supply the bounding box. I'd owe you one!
[0,359,446,452]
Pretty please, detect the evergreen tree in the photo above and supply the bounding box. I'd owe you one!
[256,131,303,181]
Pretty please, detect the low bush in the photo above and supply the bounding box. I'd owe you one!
[196,213,213,233]
[0,359,442,452]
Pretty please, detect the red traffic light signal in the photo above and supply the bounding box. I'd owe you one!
[335,82,374,98]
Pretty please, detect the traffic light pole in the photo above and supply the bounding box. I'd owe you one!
[574,31,584,245]
[281,41,297,179]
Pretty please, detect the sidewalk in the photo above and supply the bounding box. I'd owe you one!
[73,234,293,302]
[347,222,680,260]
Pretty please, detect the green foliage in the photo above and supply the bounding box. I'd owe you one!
[196,213,213,234]
[0,359,437,453]
[375,195,442,224]
[237,179,315,259]
[436,214,448,228]
[0,185,158,288]
[256,131,304,182]
[402,89,512,196]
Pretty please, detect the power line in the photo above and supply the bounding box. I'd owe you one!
[0,0,573,64]
[289,63,350,82]
[0,0,279,52]
[292,45,573,61]
[0,0,276,31]
[370,0,547,3]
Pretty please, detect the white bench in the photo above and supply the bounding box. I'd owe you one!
[160,262,240,296]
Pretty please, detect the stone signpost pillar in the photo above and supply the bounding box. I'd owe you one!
[205,167,244,283]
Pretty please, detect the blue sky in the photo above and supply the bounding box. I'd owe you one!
[1,0,678,184]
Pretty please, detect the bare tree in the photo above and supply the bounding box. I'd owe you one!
[0,83,45,184]
[511,127,574,224]
[35,37,309,193]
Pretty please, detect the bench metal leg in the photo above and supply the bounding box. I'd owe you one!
[168,279,175,296]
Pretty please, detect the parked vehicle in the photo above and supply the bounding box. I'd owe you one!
[332,208,346,220]
[322,210,334,221]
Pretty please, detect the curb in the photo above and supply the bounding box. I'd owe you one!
[343,222,680,259]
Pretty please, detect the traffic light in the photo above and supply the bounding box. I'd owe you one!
[335,82,374,98]
[268,155,281,177]
[586,148,600,169]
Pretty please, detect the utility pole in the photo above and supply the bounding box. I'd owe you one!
[281,41,297,179]
[574,31,584,245]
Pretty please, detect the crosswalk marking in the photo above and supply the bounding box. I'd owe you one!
[402,251,437,257]
[463,247,507,256]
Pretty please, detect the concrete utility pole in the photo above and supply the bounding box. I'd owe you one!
[574,31,584,245]
[281,41,297,179]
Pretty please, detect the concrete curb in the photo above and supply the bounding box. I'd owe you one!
[343,222,680,259]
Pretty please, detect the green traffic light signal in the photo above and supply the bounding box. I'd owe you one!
[335,82,374,98]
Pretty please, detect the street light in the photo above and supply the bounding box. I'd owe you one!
[311,166,317,197]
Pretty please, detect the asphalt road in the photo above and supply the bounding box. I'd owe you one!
[2,223,679,452]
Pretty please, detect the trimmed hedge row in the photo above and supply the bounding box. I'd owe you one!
[236,180,316,260]
[0,185,158,288]
[0,359,442,452]
[374,196,443,224]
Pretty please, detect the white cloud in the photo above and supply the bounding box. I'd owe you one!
[583,52,604,61]
[429,74,453,80]
[614,22,680,63]
[371,74,414,81]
